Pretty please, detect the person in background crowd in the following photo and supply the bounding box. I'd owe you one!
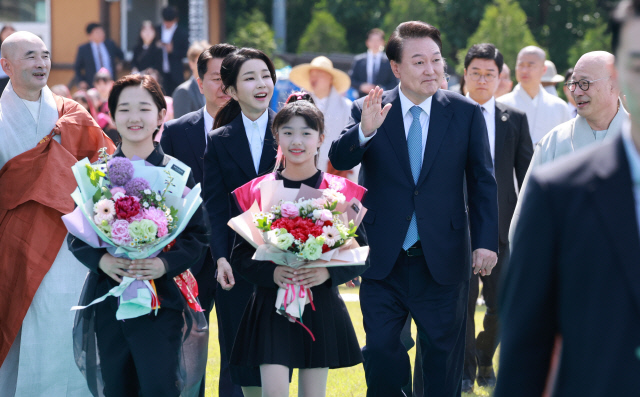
[495,2,640,395]
[349,28,398,98]
[87,87,119,144]
[50,84,71,98]
[0,31,114,397]
[172,40,208,119]
[93,67,114,113]
[330,21,498,397]
[498,46,570,144]
[563,68,578,118]
[73,22,124,90]
[289,55,359,182]
[131,20,163,74]
[156,6,189,96]
[161,42,239,397]
[495,63,513,98]
[0,25,16,94]
[541,60,565,96]
[509,51,628,241]
[141,67,174,141]
[461,43,533,394]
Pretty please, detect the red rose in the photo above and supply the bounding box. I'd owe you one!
[322,244,330,253]
[115,196,141,219]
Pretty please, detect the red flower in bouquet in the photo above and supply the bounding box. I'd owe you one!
[115,196,141,219]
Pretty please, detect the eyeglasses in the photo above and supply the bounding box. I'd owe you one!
[565,77,607,92]
[468,72,497,82]
[444,74,450,82]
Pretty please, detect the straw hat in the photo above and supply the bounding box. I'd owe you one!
[289,56,351,94]
[542,60,565,83]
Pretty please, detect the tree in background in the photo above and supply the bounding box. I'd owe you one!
[324,0,390,54]
[297,8,349,53]
[456,0,539,76]
[566,19,612,68]
[228,8,277,57]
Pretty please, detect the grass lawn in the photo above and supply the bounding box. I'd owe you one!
[205,287,496,397]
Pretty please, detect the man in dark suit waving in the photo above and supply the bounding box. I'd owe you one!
[330,21,499,397]
[349,28,398,98]
[160,43,240,397]
[495,1,640,395]
[460,43,533,393]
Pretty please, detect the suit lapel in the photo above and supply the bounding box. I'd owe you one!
[380,87,414,184]
[185,109,206,177]
[592,136,640,314]
[417,90,452,187]
[493,103,508,174]
[219,114,257,179]
[258,109,278,174]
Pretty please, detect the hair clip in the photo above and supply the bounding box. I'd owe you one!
[286,91,309,104]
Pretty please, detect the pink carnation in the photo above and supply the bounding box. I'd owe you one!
[280,202,299,218]
[110,187,126,196]
[142,207,169,235]
[111,219,131,245]
[127,213,144,222]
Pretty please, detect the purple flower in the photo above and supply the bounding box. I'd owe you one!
[107,157,134,186]
[125,177,151,198]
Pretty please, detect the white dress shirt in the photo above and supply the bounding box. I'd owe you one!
[160,23,178,73]
[366,50,382,84]
[241,110,269,173]
[358,84,432,165]
[203,106,214,144]
[498,83,570,145]
[467,94,496,163]
[91,41,112,76]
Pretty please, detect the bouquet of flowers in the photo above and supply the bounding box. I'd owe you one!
[228,178,369,333]
[63,148,203,319]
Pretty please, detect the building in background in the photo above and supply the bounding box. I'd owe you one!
[0,0,224,88]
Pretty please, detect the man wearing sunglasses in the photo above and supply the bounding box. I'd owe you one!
[509,50,628,240]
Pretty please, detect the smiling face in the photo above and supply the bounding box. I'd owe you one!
[227,58,274,120]
[114,85,166,145]
[465,58,500,105]
[0,33,51,100]
[571,54,618,123]
[277,115,324,168]
[390,37,444,104]
[198,57,230,114]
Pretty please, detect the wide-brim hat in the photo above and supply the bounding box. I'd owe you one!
[542,60,565,83]
[289,56,351,94]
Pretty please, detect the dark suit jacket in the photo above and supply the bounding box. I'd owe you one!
[161,108,206,186]
[329,87,499,284]
[495,134,640,396]
[73,40,124,86]
[493,102,533,245]
[203,110,278,263]
[131,42,164,73]
[156,24,189,83]
[172,77,205,119]
[349,52,398,97]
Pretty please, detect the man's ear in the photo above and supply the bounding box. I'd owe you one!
[390,60,400,79]
[197,77,204,95]
[1,58,12,77]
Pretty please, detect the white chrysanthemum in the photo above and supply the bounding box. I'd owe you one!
[144,189,152,195]
[322,225,341,247]
[155,194,162,201]
[322,189,346,204]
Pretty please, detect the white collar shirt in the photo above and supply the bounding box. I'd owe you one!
[160,23,178,73]
[91,41,112,76]
[398,84,432,165]
[366,50,382,84]
[467,94,496,163]
[241,110,269,173]
[203,106,214,144]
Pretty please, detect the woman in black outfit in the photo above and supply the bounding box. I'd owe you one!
[131,21,163,74]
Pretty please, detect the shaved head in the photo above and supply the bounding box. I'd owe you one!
[0,31,51,101]
[571,51,619,129]
[518,46,546,62]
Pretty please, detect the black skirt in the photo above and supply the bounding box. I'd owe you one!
[230,282,363,369]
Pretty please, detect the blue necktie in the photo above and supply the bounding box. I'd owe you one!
[403,106,423,250]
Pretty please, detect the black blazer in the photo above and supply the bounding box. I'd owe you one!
[155,24,189,82]
[131,42,164,73]
[349,52,398,97]
[161,108,207,187]
[67,145,208,310]
[73,40,124,86]
[493,101,533,245]
[329,87,499,284]
[496,134,640,396]
[172,77,205,119]
[203,109,278,263]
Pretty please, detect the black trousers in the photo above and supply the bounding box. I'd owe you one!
[463,243,508,381]
[95,302,184,397]
[361,251,469,397]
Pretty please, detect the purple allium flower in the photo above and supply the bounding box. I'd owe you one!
[125,177,151,198]
[107,157,134,186]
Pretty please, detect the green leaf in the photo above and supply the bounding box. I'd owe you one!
[102,187,112,199]
[92,188,103,203]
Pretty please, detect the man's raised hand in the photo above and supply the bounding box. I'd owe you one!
[361,86,392,136]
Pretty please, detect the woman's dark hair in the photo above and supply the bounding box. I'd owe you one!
[464,43,504,75]
[272,92,325,170]
[213,48,277,129]
[108,74,167,140]
[386,21,442,63]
